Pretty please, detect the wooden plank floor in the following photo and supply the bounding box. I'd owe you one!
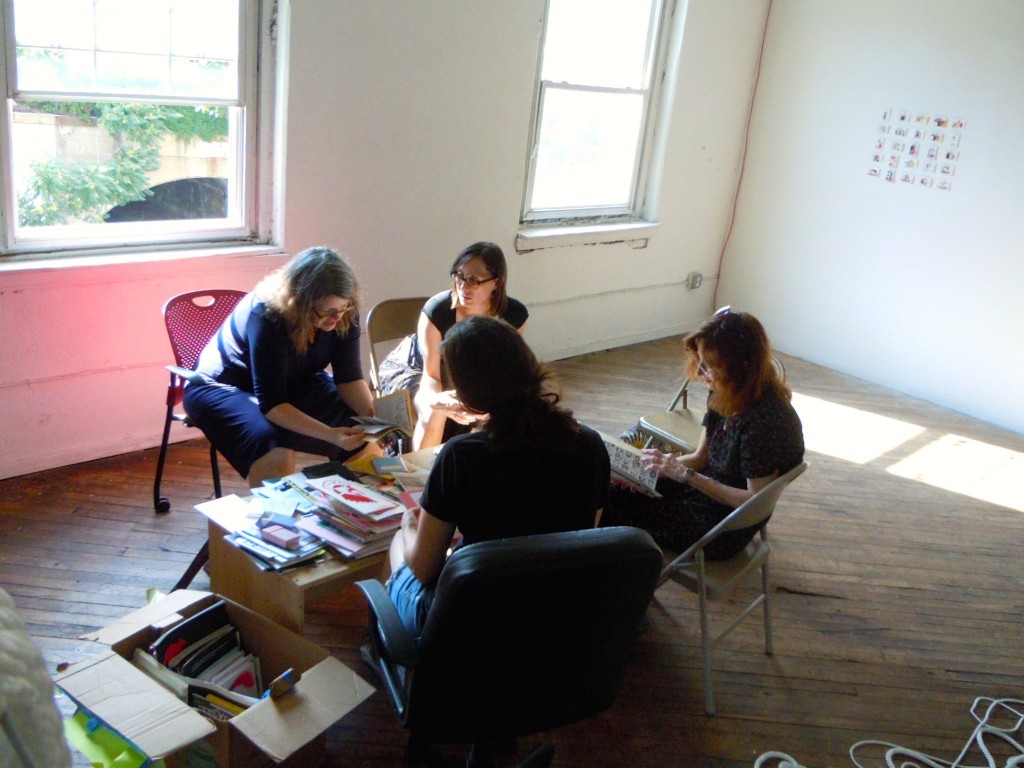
[2,335,1023,767]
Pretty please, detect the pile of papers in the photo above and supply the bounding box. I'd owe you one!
[244,471,416,561]
[297,475,406,559]
[227,522,326,570]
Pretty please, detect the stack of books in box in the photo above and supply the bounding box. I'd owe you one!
[294,474,406,559]
[134,599,262,721]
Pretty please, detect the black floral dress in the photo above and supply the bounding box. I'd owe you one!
[602,389,804,559]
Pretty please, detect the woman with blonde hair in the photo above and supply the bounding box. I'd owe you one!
[603,307,804,558]
[184,246,374,487]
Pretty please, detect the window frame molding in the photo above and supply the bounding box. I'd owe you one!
[0,0,279,264]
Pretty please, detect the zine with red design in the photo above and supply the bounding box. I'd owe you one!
[305,475,402,519]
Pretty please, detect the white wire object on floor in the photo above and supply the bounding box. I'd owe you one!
[754,697,1024,768]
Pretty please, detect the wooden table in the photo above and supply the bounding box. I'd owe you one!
[193,448,441,634]
[196,494,386,634]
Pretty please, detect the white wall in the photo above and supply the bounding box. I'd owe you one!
[278,0,768,357]
[718,0,1024,434]
[0,0,767,479]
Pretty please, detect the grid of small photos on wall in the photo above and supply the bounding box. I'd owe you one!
[869,108,965,190]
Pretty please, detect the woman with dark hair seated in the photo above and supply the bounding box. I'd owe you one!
[603,308,804,558]
[376,241,529,449]
[384,315,610,639]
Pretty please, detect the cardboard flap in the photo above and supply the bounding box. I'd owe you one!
[55,649,216,759]
[232,657,375,762]
[80,590,214,646]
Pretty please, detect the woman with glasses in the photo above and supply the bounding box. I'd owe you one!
[602,308,804,558]
[184,246,375,487]
[377,241,529,449]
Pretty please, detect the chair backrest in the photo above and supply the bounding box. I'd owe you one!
[366,297,429,393]
[720,460,807,533]
[163,289,246,370]
[405,526,662,743]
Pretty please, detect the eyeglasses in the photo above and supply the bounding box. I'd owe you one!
[313,305,353,321]
[697,361,715,381]
[713,305,732,318]
[450,270,497,288]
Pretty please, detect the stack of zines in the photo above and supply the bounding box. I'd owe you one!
[294,474,405,559]
[226,521,326,571]
[133,599,262,721]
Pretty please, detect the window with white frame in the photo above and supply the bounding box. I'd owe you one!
[0,0,270,258]
[521,0,673,230]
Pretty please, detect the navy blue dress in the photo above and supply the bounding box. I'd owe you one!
[183,293,365,477]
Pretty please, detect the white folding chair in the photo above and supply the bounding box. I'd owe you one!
[658,461,808,715]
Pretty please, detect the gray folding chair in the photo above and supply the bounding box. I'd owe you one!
[366,296,429,395]
[658,461,808,715]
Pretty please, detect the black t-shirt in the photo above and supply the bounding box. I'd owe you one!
[422,290,529,335]
[420,423,610,546]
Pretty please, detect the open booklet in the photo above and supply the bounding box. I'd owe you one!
[353,390,415,444]
[598,431,661,498]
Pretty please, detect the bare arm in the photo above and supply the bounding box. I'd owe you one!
[642,427,777,508]
[264,402,366,452]
[398,506,458,585]
[413,312,448,447]
[336,378,375,417]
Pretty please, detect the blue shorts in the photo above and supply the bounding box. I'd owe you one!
[386,562,436,639]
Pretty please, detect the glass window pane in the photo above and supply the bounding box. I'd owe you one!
[170,58,239,100]
[15,48,97,92]
[11,0,94,49]
[530,89,644,211]
[542,0,655,89]
[10,100,238,231]
[96,0,169,56]
[12,0,238,100]
[95,52,171,94]
[172,0,239,60]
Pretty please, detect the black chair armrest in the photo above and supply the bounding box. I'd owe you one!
[355,578,419,668]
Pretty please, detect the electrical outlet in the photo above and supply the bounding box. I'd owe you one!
[687,271,703,290]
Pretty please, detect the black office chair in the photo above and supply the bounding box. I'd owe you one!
[356,526,662,768]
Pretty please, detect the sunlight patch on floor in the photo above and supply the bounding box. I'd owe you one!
[791,392,926,464]
[887,433,1024,513]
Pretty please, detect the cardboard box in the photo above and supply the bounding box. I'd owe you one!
[55,590,374,767]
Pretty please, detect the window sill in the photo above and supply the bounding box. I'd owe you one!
[515,220,660,253]
[0,242,286,274]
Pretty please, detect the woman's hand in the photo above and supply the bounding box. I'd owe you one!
[430,390,485,425]
[642,449,692,484]
[332,425,368,451]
